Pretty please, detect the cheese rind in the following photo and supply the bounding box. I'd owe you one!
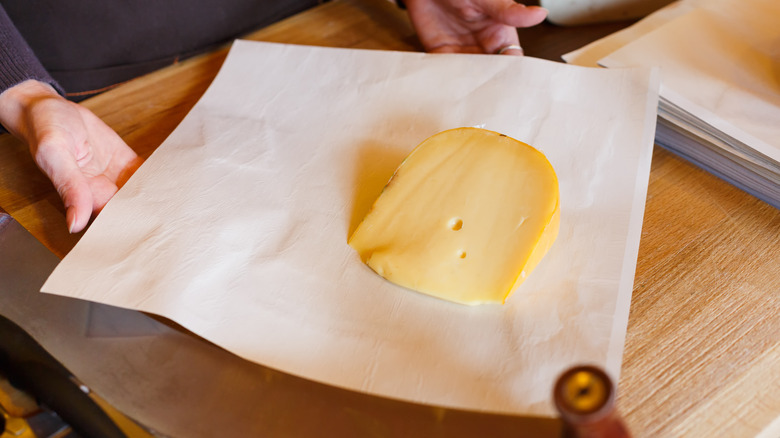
[348,127,559,305]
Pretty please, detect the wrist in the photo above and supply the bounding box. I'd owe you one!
[0,79,60,140]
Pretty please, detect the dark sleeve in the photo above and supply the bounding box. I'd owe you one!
[0,4,63,97]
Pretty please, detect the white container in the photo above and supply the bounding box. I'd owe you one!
[540,0,675,25]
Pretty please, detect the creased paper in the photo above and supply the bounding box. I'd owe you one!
[42,41,659,416]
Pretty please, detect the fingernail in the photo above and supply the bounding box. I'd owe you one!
[68,211,77,234]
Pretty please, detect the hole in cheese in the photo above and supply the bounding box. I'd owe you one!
[449,218,463,231]
[348,127,559,306]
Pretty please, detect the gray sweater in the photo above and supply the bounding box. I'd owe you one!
[0,4,61,96]
[0,0,318,101]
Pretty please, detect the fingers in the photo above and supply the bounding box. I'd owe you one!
[88,174,121,215]
[39,140,126,233]
[475,23,523,56]
[497,45,524,56]
[429,32,523,56]
[9,83,139,233]
[476,1,547,55]
[34,115,132,233]
[429,44,484,54]
[489,2,548,28]
[421,0,546,56]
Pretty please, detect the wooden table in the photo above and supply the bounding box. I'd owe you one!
[1,0,777,436]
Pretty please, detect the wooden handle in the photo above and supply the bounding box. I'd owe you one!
[554,365,631,438]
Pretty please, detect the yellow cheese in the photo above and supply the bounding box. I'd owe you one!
[348,127,560,305]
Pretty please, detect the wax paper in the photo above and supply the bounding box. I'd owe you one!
[42,40,659,416]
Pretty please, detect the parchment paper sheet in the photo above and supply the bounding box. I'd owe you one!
[42,41,659,416]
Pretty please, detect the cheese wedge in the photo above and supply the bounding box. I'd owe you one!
[348,127,559,305]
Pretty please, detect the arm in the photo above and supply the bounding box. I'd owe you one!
[0,4,62,99]
[403,0,547,55]
[0,6,141,233]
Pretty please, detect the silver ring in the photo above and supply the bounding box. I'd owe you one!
[497,44,523,55]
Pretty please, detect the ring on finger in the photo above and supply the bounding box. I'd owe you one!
[496,44,523,55]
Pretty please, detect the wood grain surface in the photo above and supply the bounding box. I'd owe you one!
[1,0,777,436]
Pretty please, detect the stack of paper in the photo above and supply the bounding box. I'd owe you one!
[565,0,780,208]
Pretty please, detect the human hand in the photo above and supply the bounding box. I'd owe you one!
[404,0,547,55]
[0,80,142,233]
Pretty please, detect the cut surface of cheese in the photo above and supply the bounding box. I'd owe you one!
[348,127,560,305]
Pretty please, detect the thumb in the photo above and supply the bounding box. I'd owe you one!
[61,176,94,234]
[34,137,95,233]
